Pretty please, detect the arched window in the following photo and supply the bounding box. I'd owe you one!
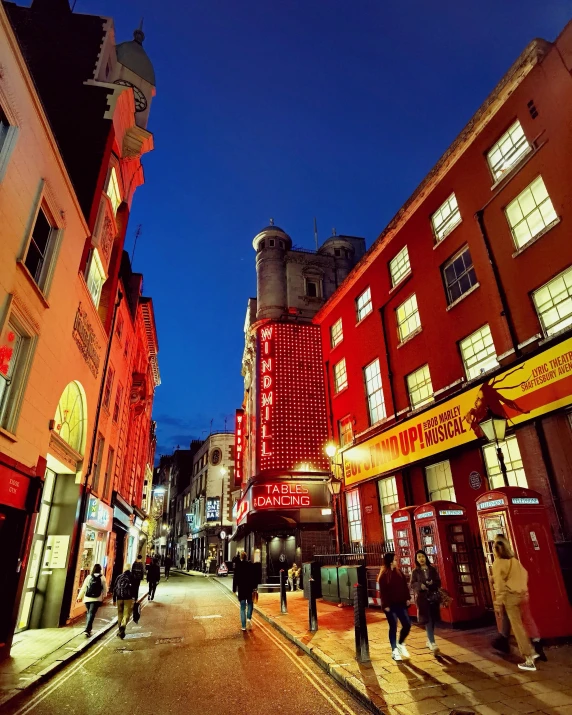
[54,381,86,455]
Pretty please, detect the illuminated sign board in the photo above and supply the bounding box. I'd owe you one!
[414,511,434,520]
[393,515,409,523]
[477,498,506,511]
[256,323,329,474]
[343,336,572,487]
[439,509,464,516]
[512,497,540,505]
[206,497,220,521]
[86,496,112,531]
[235,409,244,487]
[234,481,329,524]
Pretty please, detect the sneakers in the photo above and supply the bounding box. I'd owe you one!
[397,643,410,659]
[427,640,440,654]
[392,647,402,661]
[492,635,510,654]
[533,639,548,662]
[246,619,253,630]
[241,627,246,632]
[518,657,536,671]
[84,631,92,638]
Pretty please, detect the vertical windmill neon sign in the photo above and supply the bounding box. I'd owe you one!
[259,325,274,468]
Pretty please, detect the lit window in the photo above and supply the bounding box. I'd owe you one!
[113,383,123,423]
[505,176,558,250]
[431,193,461,243]
[532,266,572,337]
[54,381,85,455]
[487,120,530,181]
[378,477,398,544]
[483,436,527,489]
[0,322,26,429]
[396,294,421,342]
[330,318,343,348]
[363,358,386,425]
[346,489,362,544]
[389,246,411,287]
[0,100,18,182]
[356,287,372,322]
[460,324,499,380]
[406,364,433,409]
[102,366,115,410]
[85,249,106,308]
[24,207,56,290]
[106,166,122,216]
[333,358,348,393]
[443,246,477,305]
[92,434,105,492]
[426,460,456,502]
[306,279,321,298]
[339,415,353,447]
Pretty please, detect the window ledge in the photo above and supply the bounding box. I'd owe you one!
[446,282,481,311]
[408,399,435,416]
[330,340,344,352]
[489,142,540,192]
[355,309,374,328]
[333,386,349,398]
[397,326,422,348]
[539,324,572,347]
[433,220,462,250]
[464,364,500,385]
[511,218,561,258]
[389,271,412,295]
[16,260,50,309]
[0,426,17,443]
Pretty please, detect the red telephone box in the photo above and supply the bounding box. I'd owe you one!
[414,501,485,625]
[392,506,419,580]
[476,486,572,639]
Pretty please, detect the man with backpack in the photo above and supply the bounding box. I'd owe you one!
[113,566,136,639]
[78,563,107,637]
[131,554,145,599]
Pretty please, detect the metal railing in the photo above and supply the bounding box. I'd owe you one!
[312,541,395,567]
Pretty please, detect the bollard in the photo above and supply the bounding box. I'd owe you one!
[353,582,370,663]
[280,569,288,614]
[308,577,318,632]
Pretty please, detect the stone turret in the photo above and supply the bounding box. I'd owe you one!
[253,222,292,320]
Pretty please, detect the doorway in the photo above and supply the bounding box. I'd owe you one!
[266,535,296,584]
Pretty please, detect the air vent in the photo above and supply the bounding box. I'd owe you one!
[527,100,538,119]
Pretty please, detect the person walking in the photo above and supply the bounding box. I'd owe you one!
[113,566,136,639]
[233,551,257,631]
[147,557,160,601]
[378,552,411,661]
[179,555,185,571]
[410,550,441,654]
[131,554,145,599]
[491,536,537,671]
[78,563,107,637]
[164,555,172,580]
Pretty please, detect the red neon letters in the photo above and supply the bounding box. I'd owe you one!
[235,409,244,487]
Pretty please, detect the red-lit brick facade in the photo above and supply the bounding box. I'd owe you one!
[316,23,572,598]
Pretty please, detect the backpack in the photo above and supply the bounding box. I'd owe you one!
[115,572,133,600]
[86,574,103,598]
[132,562,144,580]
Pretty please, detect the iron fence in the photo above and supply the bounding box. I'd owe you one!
[312,541,395,567]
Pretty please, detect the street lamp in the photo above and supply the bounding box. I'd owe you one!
[324,443,344,554]
[219,466,228,563]
[479,414,509,487]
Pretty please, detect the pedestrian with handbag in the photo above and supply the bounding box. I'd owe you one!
[492,536,537,671]
[410,550,441,654]
[377,552,412,661]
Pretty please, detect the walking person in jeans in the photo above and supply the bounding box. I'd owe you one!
[232,551,257,631]
[78,563,107,637]
[147,557,160,601]
[131,554,145,599]
[378,552,411,661]
[113,566,136,639]
[492,537,537,671]
[410,550,441,654]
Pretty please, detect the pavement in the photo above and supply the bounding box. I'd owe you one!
[0,573,371,715]
[193,571,572,715]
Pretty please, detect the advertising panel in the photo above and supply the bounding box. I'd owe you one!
[234,481,329,525]
[343,338,572,487]
[206,497,220,521]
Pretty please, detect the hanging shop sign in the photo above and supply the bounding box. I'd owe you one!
[235,409,244,487]
[0,464,31,510]
[86,496,112,531]
[206,497,220,521]
[343,337,572,487]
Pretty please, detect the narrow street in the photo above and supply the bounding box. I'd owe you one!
[2,574,370,715]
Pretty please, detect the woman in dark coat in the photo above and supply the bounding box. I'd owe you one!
[410,550,441,653]
[377,552,412,661]
[232,552,257,631]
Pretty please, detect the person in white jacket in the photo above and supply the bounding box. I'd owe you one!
[78,564,108,637]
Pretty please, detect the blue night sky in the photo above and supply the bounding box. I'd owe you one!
[70,0,570,457]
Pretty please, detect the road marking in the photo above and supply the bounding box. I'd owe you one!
[13,599,150,715]
[123,632,152,639]
[213,581,359,715]
[193,614,222,619]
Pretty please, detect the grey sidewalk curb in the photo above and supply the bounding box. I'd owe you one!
[208,576,384,715]
[0,591,149,711]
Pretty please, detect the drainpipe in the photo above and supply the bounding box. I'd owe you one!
[474,210,520,358]
[378,305,397,417]
[61,290,123,624]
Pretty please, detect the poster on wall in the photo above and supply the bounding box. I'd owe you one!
[43,535,70,569]
[343,337,572,486]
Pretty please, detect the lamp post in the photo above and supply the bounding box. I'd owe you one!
[219,466,228,564]
[479,414,509,487]
[325,443,343,554]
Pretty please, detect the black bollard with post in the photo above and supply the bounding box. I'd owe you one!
[280,569,288,614]
[308,577,318,632]
[353,581,370,663]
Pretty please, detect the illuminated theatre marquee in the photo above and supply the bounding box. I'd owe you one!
[253,483,311,508]
[259,325,274,464]
[235,409,244,487]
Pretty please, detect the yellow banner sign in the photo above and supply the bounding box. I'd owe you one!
[343,337,572,487]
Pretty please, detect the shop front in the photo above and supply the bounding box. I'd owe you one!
[110,492,133,586]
